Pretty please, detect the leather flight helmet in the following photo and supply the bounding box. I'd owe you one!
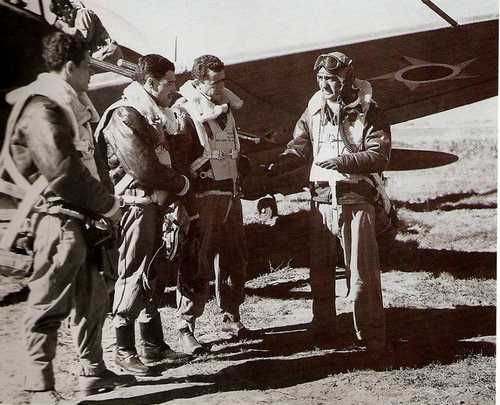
[314,51,354,81]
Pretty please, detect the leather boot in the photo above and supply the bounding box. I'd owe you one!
[115,325,152,376]
[178,328,208,355]
[78,369,136,396]
[221,313,254,338]
[139,317,192,365]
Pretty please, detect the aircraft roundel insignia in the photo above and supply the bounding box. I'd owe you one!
[368,56,478,91]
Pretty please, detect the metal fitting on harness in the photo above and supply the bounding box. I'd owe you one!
[203,149,239,160]
[199,170,214,179]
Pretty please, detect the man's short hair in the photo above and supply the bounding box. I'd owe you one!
[42,31,87,72]
[191,55,224,81]
[134,54,175,85]
[49,0,72,17]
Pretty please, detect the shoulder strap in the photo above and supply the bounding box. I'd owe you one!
[0,176,48,250]
[0,97,49,249]
[114,173,134,195]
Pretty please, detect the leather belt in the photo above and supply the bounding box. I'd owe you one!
[195,178,235,194]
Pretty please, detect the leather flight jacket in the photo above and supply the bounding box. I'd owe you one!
[99,106,188,196]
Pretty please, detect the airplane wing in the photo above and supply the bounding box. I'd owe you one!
[221,17,498,138]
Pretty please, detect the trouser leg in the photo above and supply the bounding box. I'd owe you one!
[24,216,87,391]
[175,223,210,353]
[112,204,162,374]
[176,196,217,332]
[215,198,247,321]
[70,258,109,376]
[176,244,210,332]
[342,204,386,350]
[309,200,338,325]
[112,204,162,329]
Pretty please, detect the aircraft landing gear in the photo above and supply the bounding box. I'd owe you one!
[257,195,278,221]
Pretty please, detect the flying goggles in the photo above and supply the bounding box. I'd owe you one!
[314,52,352,75]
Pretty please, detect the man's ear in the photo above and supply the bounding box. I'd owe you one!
[64,60,76,77]
[145,77,157,91]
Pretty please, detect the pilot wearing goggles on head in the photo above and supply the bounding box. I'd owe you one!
[314,52,358,104]
[267,50,394,361]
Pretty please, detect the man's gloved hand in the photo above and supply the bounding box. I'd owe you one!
[266,153,301,177]
[315,157,341,170]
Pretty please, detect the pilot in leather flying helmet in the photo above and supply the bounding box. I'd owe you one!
[313,51,359,106]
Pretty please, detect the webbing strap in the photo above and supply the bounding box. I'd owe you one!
[0,176,48,250]
[0,179,26,200]
[0,95,48,250]
[114,173,134,195]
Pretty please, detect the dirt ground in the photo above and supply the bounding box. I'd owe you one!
[0,120,496,404]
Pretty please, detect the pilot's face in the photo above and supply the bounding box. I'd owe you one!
[316,66,345,100]
[198,69,225,103]
[71,52,91,92]
[149,70,177,107]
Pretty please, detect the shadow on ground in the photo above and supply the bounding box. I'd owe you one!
[245,210,311,278]
[393,189,497,212]
[80,305,495,405]
[383,240,496,279]
[244,208,495,281]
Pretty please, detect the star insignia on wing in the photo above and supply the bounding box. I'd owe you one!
[368,56,477,91]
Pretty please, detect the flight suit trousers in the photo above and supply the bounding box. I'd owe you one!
[24,215,108,391]
[112,204,168,328]
[310,200,386,350]
[176,195,248,331]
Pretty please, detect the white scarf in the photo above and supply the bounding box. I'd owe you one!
[178,80,243,123]
[121,81,179,136]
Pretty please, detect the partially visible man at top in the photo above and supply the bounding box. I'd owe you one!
[50,0,122,62]
[5,32,130,404]
[94,54,192,376]
[173,54,251,355]
[267,51,392,359]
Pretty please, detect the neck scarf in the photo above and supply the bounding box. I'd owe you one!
[122,81,178,135]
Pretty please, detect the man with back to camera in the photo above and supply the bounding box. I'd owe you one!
[94,54,193,376]
[173,54,252,355]
[5,31,132,404]
[267,51,393,359]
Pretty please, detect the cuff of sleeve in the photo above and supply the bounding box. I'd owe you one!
[102,196,121,218]
[176,176,190,196]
